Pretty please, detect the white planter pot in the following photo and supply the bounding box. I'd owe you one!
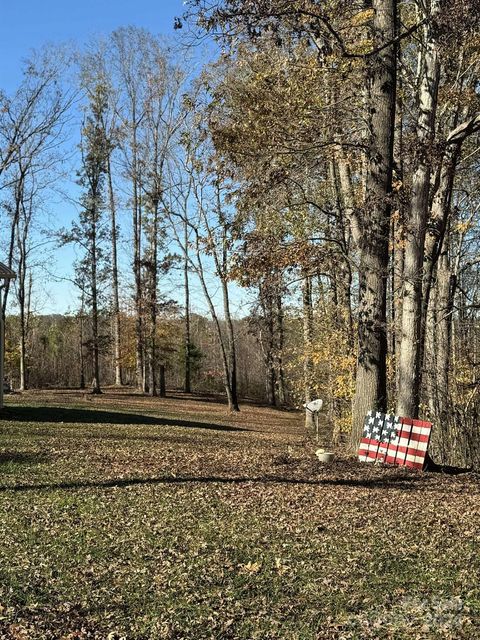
[316,450,334,463]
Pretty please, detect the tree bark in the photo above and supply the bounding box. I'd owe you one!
[159,363,166,397]
[184,214,192,393]
[330,157,355,349]
[79,302,86,390]
[262,284,277,406]
[106,153,123,386]
[350,0,397,449]
[132,126,144,392]
[397,2,440,417]
[221,275,240,412]
[393,217,404,395]
[419,146,458,371]
[435,251,455,422]
[91,210,102,395]
[427,247,456,463]
[146,199,159,398]
[275,291,287,405]
[193,232,238,411]
[15,188,28,391]
[302,272,314,429]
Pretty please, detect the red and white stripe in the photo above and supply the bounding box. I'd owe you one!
[358,417,432,470]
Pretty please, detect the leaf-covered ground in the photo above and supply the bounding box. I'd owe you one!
[0,389,478,639]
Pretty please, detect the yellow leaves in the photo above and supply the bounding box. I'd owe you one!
[274,556,288,576]
[239,560,262,575]
[349,39,375,55]
[455,220,473,234]
[333,369,356,400]
[350,8,374,27]
[454,359,473,387]
[286,303,355,432]
[238,557,288,577]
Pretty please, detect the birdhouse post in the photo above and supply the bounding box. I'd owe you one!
[0,263,16,409]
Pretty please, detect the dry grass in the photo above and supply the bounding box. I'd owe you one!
[0,389,479,639]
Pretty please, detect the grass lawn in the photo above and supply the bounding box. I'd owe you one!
[0,389,478,639]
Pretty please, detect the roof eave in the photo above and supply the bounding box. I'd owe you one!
[0,263,16,280]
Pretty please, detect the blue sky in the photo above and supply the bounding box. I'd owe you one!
[1,1,186,314]
[0,1,254,319]
[0,0,185,91]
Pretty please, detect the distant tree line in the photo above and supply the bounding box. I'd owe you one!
[4,310,302,404]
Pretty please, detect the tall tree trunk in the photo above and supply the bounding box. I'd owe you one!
[91,213,101,395]
[428,247,456,463]
[421,74,480,340]
[390,48,405,399]
[201,189,240,412]
[15,175,33,392]
[351,0,397,448]
[221,276,240,412]
[192,234,237,411]
[3,172,25,316]
[19,310,26,391]
[132,127,144,392]
[184,215,192,393]
[264,286,277,406]
[420,145,459,370]
[106,154,123,386]
[392,48,405,399]
[435,251,455,423]
[266,360,276,406]
[17,218,27,392]
[159,363,166,397]
[330,158,355,350]
[18,281,27,392]
[275,291,286,406]
[397,3,440,417]
[146,202,159,397]
[303,272,314,429]
[393,219,404,395]
[23,273,32,389]
[79,303,86,390]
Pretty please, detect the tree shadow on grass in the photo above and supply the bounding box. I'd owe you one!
[424,454,473,475]
[0,472,431,494]
[1,406,245,433]
[0,451,50,465]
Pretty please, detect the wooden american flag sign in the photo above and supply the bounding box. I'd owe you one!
[358,411,432,470]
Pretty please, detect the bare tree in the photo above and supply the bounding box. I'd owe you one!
[165,127,241,411]
[1,46,74,314]
[141,55,185,396]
